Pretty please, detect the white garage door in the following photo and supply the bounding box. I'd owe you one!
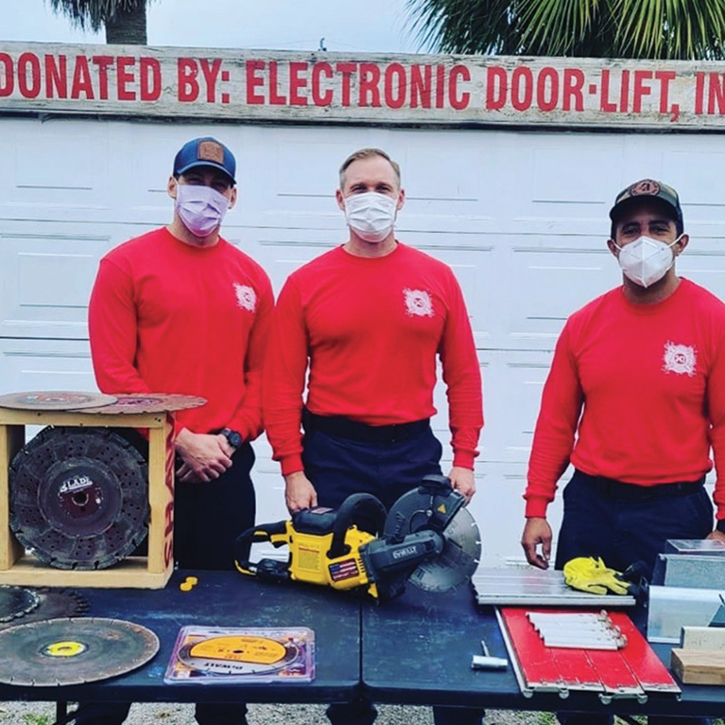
[2,115,725,566]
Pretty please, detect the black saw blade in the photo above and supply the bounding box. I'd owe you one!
[0,586,40,623]
[0,617,159,686]
[10,426,149,569]
[0,588,90,631]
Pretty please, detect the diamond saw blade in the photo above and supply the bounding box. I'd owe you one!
[405,506,482,592]
[0,617,159,686]
[0,391,117,411]
[91,393,207,414]
[10,426,149,569]
[0,586,40,623]
[0,588,90,631]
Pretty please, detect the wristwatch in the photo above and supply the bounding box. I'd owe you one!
[220,428,243,449]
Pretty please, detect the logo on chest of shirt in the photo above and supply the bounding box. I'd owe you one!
[403,288,434,318]
[234,283,256,313]
[662,341,697,376]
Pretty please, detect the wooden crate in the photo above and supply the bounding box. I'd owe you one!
[0,407,175,588]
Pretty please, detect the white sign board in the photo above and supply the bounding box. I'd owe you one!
[2,42,725,129]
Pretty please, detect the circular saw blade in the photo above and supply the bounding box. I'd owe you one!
[0,586,40,623]
[406,506,481,593]
[92,393,207,415]
[0,617,159,686]
[0,391,117,411]
[10,426,149,569]
[0,589,90,631]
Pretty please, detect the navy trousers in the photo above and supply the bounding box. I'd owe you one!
[555,469,714,725]
[302,416,485,725]
[74,443,256,725]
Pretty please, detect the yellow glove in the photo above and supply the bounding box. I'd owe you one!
[563,557,631,596]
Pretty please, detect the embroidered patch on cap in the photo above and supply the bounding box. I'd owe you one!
[629,179,661,197]
[198,140,225,165]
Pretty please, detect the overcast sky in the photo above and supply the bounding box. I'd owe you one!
[0,0,423,53]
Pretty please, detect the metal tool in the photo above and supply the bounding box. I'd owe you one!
[471,639,508,670]
[526,611,627,650]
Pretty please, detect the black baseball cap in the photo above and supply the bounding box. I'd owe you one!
[173,137,236,184]
[609,179,683,229]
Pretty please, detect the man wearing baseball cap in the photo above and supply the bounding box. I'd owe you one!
[521,179,725,725]
[83,137,273,725]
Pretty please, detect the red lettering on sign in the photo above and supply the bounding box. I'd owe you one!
[536,67,558,112]
[0,53,12,97]
[449,65,470,110]
[486,67,507,110]
[18,52,41,99]
[289,61,308,105]
[632,70,652,113]
[655,70,675,114]
[44,54,67,99]
[620,70,630,113]
[91,56,113,99]
[268,61,287,105]
[385,63,407,109]
[359,63,381,107]
[695,72,705,115]
[246,60,265,104]
[117,56,136,100]
[599,69,617,112]
[71,55,94,99]
[311,62,333,106]
[410,65,432,109]
[435,65,445,108]
[511,66,533,111]
[178,58,199,102]
[562,68,584,111]
[708,73,725,115]
[336,62,356,106]
[140,57,161,101]
[200,58,221,103]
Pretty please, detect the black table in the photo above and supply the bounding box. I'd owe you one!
[0,572,724,721]
[0,571,361,707]
[363,583,725,719]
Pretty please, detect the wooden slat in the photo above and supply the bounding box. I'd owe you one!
[671,649,725,685]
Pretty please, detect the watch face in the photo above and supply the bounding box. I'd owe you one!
[226,430,242,448]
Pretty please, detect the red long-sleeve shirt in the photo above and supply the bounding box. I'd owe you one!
[264,243,483,476]
[525,278,725,521]
[88,227,273,441]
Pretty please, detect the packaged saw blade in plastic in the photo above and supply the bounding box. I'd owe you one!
[164,625,315,684]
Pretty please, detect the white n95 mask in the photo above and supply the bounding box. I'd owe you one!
[175,184,229,237]
[615,235,682,288]
[344,192,397,243]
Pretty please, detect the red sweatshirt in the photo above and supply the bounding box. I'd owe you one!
[525,278,725,521]
[264,243,483,476]
[88,227,273,442]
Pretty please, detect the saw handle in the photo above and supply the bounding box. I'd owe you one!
[234,520,288,574]
[329,493,387,559]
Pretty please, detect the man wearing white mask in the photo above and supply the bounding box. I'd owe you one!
[264,148,484,725]
[521,179,725,725]
[85,137,272,725]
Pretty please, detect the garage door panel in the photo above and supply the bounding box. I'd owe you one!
[0,339,95,395]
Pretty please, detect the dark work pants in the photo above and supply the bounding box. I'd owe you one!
[74,444,256,725]
[555,469,713,725]
[302,422,485,725]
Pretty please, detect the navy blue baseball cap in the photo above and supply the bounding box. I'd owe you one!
[173,137,236,184]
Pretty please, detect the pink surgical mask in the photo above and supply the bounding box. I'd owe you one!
[175,184,229,237]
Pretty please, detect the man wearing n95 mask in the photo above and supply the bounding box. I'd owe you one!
[521,179,725,725]
[264,147,484,725]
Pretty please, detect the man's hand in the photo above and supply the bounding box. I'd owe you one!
[521,517,552,569]
[447,466,475,503]
[175,428,233,484]
[707,528,725,543]
[284,471,318,513]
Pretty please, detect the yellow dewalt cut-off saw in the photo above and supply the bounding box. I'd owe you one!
[234,475,481,601]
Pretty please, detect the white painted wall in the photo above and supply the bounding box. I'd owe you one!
[2,115,725,566]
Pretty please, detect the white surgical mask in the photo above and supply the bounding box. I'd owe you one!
[175,184,229,237]
[615,234,682,288]
[344,192,397,243]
